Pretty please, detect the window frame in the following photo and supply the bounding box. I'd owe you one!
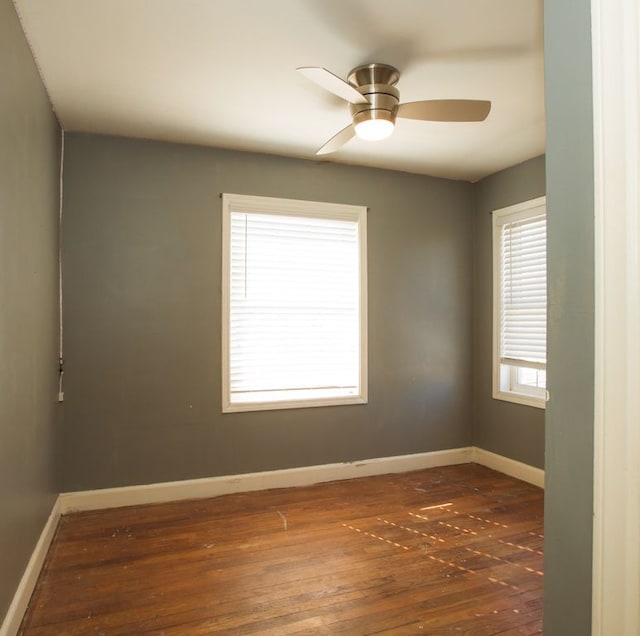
[492,196,547,409]
[221,193,368,413]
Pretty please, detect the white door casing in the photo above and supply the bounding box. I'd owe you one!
[591,0,640,633]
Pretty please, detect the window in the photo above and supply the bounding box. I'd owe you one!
[492,196,547,408]
[221,193,367,413]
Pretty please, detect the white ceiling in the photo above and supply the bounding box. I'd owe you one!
[14,0,545,182]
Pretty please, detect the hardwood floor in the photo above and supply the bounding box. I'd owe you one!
[19,464,544,635]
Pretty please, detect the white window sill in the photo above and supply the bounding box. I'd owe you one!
[223,394,367,413]
[492,389,546,410]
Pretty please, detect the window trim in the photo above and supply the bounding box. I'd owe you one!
[492,196,547,409]
[221,193,368,413]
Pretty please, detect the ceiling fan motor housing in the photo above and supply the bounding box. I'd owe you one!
[348,63,400,126]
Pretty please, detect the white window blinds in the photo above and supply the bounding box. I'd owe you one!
[497,208,547,369]
[222,194,367,412]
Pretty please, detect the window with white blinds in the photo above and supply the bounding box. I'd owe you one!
[492,197,547,408]
[221,194,367,413]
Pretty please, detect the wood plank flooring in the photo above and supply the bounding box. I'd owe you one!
[19,463,544,635]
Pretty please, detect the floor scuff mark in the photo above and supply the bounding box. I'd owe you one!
[276,510,288,531]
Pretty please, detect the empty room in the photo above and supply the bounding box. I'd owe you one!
[1,0,638,635]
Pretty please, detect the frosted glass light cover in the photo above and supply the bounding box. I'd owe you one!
[354,118,394,141]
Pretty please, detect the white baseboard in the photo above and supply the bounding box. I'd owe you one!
[57,446,544,514]
[58,447,475,514]
[472,447,545,489]
[0,499,61,636]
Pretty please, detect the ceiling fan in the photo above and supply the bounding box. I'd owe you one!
[297,63,491,155]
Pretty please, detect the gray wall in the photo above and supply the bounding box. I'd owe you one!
[472,156,546,468]
[543,0,594,633]
[59,133,475,491]
[0,0,60,623]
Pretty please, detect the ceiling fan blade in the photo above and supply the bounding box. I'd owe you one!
[397,99,491,122]
[316,125,356,155]
[297,67,369,105]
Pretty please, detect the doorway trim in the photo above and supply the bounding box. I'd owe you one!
[591,0,640,633]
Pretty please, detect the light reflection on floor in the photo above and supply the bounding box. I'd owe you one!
[340,499,543,598]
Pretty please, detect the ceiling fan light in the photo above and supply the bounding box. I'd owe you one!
[354,117,395,141]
